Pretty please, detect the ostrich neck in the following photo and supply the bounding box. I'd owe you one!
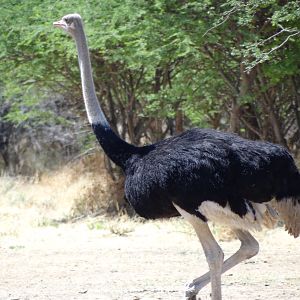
[74,27,107,126]
[74,26,140,169]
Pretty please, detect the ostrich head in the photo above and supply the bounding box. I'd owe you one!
[53,13,82,37]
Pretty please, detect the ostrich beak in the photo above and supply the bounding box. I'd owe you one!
[53,19,67,29]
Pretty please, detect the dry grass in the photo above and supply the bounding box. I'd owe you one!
[0,152,124,237]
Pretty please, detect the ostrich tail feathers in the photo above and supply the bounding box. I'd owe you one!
[273,197,300,238]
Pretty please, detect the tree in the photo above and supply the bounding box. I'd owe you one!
[0,0,300,175]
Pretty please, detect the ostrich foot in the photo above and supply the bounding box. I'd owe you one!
[183,281,200,300]
[183,293,199,300]
[183,296,197,300]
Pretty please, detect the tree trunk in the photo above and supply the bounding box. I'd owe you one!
[291,76,300,140]
[256,68,287,146]
[175,109,184,134]
[229,98,240,133]
[230,63,253,134]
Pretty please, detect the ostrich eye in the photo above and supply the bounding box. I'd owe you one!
[64,18,71,25]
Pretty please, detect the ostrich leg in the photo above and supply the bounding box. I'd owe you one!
[184,229,259,300]
[174,204,224,300]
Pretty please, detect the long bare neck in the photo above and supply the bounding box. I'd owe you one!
[73,23,140,169]
[74,25,108,126]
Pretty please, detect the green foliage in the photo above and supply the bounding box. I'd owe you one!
[0,0,300,148]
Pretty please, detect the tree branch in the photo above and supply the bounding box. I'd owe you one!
[203,5,241,37]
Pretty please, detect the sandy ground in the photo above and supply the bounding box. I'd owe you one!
[0,219,299,300]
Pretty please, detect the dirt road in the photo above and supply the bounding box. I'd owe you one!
[1,219,299,300]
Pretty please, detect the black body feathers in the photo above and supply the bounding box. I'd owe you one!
[122,128,300,220]
[93,125,300,220]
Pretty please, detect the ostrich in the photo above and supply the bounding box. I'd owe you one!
[53,14,300,300]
